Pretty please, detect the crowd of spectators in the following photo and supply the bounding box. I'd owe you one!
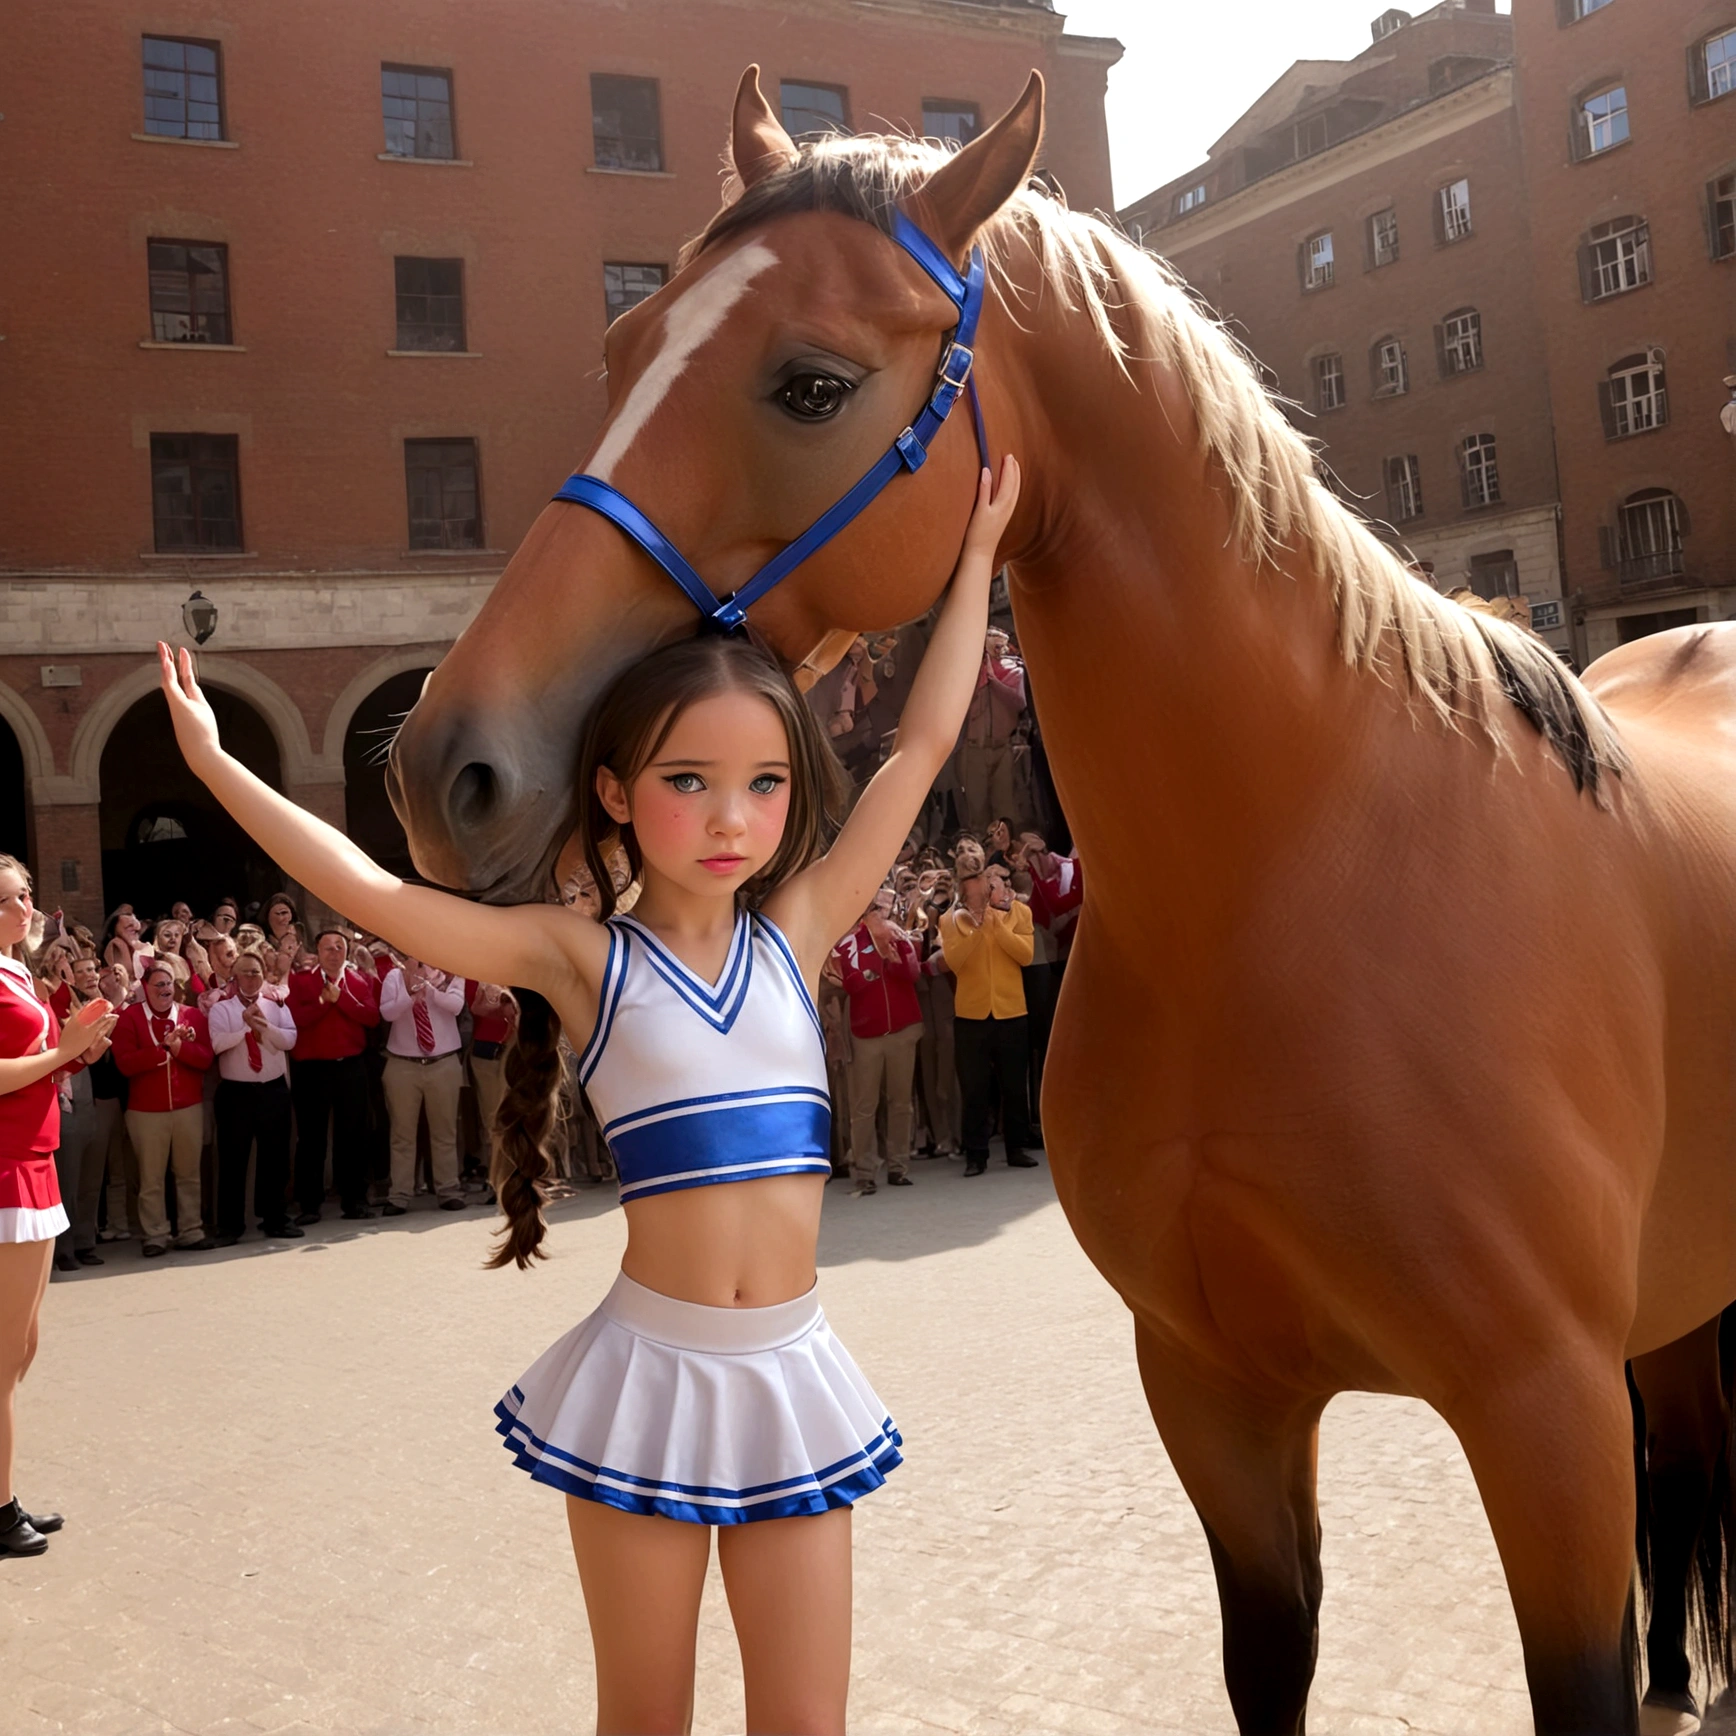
[29,620,1080,1260]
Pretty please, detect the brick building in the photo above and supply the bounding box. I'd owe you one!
[1122,0,1736,667]
[0,0,1119,927]
[1512,0,1736,661]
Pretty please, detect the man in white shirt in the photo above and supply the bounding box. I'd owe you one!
[378,957,467,1214]
[207,950,300,1244]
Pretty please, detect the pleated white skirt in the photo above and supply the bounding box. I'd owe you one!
[495,1270,902,1525]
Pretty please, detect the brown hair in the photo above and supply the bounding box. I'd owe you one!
[487,634,845,1270]
[0,854,32,964]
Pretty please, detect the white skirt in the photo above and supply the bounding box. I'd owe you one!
[495,1270,902,1526]
[0,1204,68,1243]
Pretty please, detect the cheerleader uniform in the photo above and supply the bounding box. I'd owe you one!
[0,953,67,1243]
[495,907,902,1524]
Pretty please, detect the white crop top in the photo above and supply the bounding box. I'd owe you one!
[576,907,832,1203]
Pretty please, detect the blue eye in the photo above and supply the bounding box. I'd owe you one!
[749,774,785,795]
[666,773,705,793]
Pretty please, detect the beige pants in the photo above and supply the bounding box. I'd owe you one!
[384,1053,464,1207]
[470,1053,506,1174]
[127,1104,207,1247]
[956,741,1019,834]
[917,974,961,1153]
[847,1023,922,1184]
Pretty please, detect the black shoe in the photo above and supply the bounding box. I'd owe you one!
[294,1210,321,1226]
[74,1250,104,1267]
[53,1251,80,1274]
[963,1155,988,1177]
[340,1206,376,1221]
[142,1242,169,1258]
[0,1508,48,1557]
[381,1202,408,1217]
[212,1234,241,1249]
[178,1236,218,1252]
[1006,1152,1041,1168]
[22,1507,63,1534]
[260,1222,304,1239]
[438,1196,466,1212]
[886,1174,915,1187]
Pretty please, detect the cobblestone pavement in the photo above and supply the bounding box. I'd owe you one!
[4,1157,1557,1734]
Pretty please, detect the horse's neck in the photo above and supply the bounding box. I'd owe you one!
[1005,333,1371,923]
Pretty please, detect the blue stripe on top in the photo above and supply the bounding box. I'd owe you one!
[612,1091,832,1201]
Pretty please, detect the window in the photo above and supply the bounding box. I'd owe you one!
[1385,455,1423,521]
[1175,183,1207,215]
[592,74,662,171]
[780,82,849,140]
[604,262,667,325]
[141,37,223,140]
[1373,337,1409,396]
[1469,550,1520,600]
[381,65,455,159]
[150,434,241,551]
[1556,0,1615,20]
[405,439,480,549]
[1600,351,1668,438]
[922,100,979,145]
[1712,174,1736,260]
[1437,308,1483,376]
[1438,178,1472,242]
[1369,208,1399,268]
[1302,232,1334,290]
[395,258,465,351]
[1577,85,1629,156]
[1314,352,1345,412]
[1610,488,1687,583]
[1582,216,1652,300]
[1459,434,1500,507]
[1693,28,1736,102]
[1294,114,1328,159]
[147,241,230,343]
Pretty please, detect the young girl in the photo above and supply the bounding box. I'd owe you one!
[157,457,1019,1732]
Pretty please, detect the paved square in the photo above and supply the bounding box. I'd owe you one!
[4,1163,1536,1734]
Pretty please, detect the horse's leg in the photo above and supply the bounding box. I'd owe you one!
[1450,1351,1641,1735]
[1631,1315,1728,1734]
[1134,1322,1325,1736]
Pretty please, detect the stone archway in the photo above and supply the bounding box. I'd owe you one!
[344,666,435,882]
[99,688,284,918]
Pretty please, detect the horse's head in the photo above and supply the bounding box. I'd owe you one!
[387,66,1045,901]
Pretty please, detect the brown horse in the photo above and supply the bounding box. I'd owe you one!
[387,71,1736,1734]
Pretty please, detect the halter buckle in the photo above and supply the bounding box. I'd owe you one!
[936,340,975,396]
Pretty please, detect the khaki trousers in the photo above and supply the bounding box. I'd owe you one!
[956,741,1019,834]
[127,1104,207,1247]
[917,974,961,1153]
[384,1052,464,1206]
[847,1023,922,1184]
[470,1053,506,1174]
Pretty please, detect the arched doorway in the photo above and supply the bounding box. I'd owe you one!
[344,667,433,882]
[100,688,284,917]
[0,718,27,866]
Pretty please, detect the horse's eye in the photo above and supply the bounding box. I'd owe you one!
[778,373,853,421]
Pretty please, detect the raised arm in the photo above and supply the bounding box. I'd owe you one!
[156,643,601,1001]
[767,455,1021,969]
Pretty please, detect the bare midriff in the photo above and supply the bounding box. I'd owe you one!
[618,1171,826,1308]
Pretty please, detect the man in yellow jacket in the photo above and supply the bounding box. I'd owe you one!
[939,864,1040,1177]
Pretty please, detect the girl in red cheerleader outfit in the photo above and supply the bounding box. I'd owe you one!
[0,854,117,1555]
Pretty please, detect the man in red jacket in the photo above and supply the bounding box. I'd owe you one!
[111,960,216,1256]
[288,929,381,1222]
[830,887,924,1197]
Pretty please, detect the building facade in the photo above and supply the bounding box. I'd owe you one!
[0,0,1119,926]
[1512,0,1736,660]
[1121,0,1736,667]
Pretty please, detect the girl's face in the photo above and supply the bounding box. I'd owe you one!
[267,901,294,936]
[0,870,33,950]
[72,957,101,997]
[599,690,793,902]
[156,921,183,952]
[118,912,141,941]
[171,901,193,924]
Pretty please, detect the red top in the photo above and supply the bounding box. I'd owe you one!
[466,980,515,1046]
[112,1001,214,1112]
[1027,855,1084,959]
[49,981,72,1020]
[0,960,60,1155]
[288,967,381,1060]
[831,922,923,1039]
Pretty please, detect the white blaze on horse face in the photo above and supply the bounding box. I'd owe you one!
[589,241,779,483]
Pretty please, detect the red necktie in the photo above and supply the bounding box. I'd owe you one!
[412,990,435,1054]
[240,997,264,1072]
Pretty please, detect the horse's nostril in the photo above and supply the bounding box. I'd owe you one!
[449,761,498,833]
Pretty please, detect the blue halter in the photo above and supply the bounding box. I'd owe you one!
[551,211,990,633]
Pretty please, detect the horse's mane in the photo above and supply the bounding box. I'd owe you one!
[688,134,1626,797]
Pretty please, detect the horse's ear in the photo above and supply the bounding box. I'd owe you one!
[916,71,1046,260]
[730,65,798,189]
